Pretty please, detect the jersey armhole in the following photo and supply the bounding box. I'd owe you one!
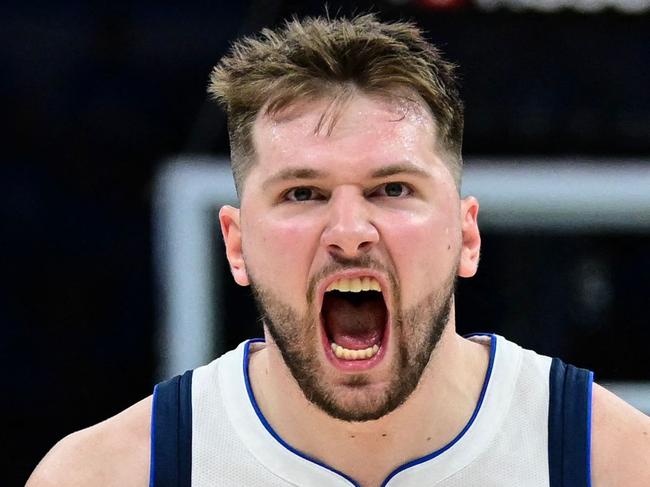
[150,369,193,487]
[548,358,594,487]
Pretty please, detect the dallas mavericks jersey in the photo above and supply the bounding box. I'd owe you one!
[150,334,593,486]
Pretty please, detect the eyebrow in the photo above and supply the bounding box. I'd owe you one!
[262,167,328,190]
[261,162,431,190]
[370,163,431,180]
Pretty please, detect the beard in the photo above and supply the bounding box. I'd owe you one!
[249,255,456,422]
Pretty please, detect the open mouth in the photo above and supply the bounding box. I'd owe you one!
[320,276,388,368]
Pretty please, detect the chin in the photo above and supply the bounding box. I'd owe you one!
[250,263,456,423]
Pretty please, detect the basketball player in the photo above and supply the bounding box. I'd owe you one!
[28,14,650,487]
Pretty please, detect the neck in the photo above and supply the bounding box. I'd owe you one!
[248,322,490,486]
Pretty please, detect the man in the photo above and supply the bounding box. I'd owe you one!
[28,14,650,487]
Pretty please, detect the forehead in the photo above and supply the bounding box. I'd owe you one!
[250,93,438,174]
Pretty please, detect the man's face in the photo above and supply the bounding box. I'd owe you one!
[220,93,479,422]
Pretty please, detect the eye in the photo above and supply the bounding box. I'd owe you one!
[284,186,323,202]
[372,182,412,198]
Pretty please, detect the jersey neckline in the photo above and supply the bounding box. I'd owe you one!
[218,333,522,486]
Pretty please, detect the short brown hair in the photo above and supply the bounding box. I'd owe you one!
[209,13,464,195]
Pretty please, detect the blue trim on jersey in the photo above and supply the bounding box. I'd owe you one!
[548,358,593,487]
[586,371,594,487]
[380,333,497,486]
[243,339,361,486]
[243,334,497,487]
[149,383,159,487]
[178,370,193,485]
[150,369,193,487]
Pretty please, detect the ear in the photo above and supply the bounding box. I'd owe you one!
[219,205,250,286]
[457,196,481,278]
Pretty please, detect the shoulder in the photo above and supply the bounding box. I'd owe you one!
[591,383,650,487]
[26,395,152,487]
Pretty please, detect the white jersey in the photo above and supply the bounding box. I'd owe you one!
[150,334,593,486]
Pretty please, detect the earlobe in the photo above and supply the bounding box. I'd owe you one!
[458,196,481,278]
[218,205,250,286]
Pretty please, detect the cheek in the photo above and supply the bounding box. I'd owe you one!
[383,212,459,301]
[242,214,320,294]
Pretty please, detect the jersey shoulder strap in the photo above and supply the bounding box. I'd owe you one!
[548,357,594,487]
[150,369,193,487]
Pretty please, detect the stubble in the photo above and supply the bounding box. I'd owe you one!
[249,256,456,422]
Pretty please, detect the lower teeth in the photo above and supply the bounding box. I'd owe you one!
[330,342,380,360]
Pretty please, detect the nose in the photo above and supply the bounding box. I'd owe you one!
[320,187,380,259]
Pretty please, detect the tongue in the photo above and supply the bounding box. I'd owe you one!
[322,292,386,350]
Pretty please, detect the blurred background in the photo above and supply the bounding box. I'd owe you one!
[4,0,649,484]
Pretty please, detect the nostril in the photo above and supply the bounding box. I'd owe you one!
[327,239,374,260]
[358,241,373,252]
[321,207,380,257]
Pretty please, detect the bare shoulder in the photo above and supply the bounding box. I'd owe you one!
[591,383,650,487]
[26,395,152,487]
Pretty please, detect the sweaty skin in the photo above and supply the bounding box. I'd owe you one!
[224,93,483,435]
[27,93,650,487]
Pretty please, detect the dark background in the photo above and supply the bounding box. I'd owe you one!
[4,1,649,484]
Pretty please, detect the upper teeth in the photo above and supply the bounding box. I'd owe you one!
[326,277,381,293]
